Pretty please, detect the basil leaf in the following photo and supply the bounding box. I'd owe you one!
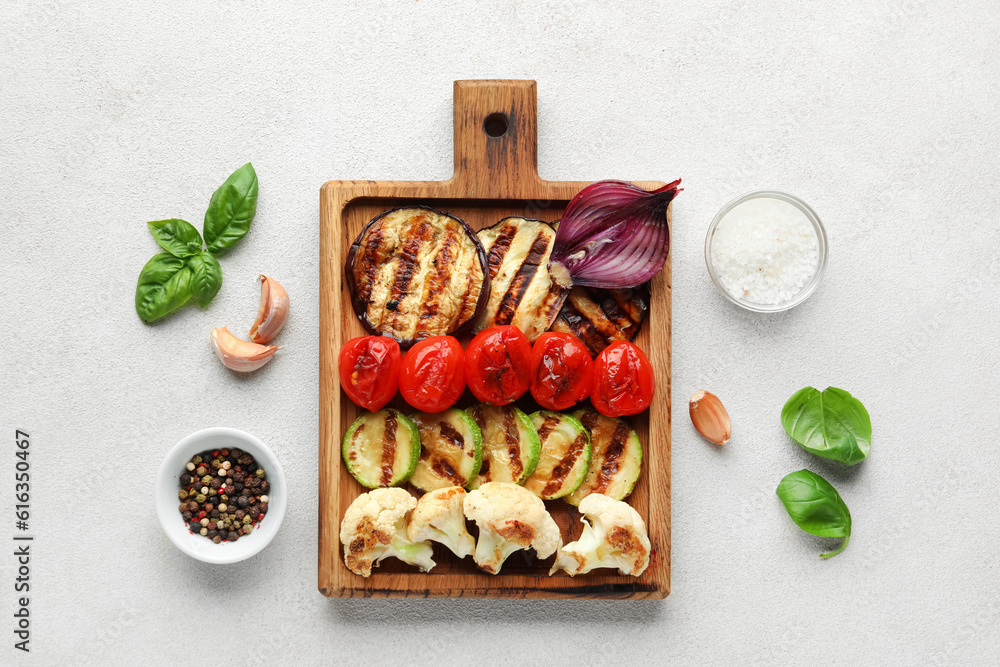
[135,253,193,322]
[776,469,852,558]
[203,162,258,255]
[781,386,871,465]
[188,250,223,307]
[146,218,203,258]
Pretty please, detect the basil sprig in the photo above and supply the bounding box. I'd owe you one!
[134,163,257,322]
[781,386,872,465]
[776,470,852,559]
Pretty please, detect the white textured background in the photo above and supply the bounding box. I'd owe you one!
[3,0,999,664]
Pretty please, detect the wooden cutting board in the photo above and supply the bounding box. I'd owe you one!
[319,80,671,599]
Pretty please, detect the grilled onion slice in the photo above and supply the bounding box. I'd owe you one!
[346,206,489,348]
[474,217,569,342]
[549,284,649,356]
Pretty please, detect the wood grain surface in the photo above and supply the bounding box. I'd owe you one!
[319,80,671,598]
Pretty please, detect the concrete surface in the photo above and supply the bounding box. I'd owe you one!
[2,0,999,664]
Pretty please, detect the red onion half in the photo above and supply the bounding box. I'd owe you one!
[549,179,681,289]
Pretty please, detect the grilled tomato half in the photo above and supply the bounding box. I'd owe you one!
[465,325,532,405]
[346,206,489,348]
[591,340,655,417]
[529,332,594,411]
[399,336,466,413]
[338,335,402,411]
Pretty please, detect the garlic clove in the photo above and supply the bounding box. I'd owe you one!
[689,390,732,445]
[249,275,289,344]
[211,326,278,372]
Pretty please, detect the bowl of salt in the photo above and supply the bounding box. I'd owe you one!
[705,190,827,312]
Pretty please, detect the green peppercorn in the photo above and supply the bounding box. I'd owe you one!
[208,488,218,496]
[211,459,222,470]
[193,455,203,465]
[243,524,253,534]
[196,466,207,477]
[242,515,251,525]
[255,468,265,479]
[195,494,207,503]
[178,489,189,500]
[201,475,212,485]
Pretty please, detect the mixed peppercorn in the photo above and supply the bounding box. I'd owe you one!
[178,448,270,544]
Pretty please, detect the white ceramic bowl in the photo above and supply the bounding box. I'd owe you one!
[155,427,286,564]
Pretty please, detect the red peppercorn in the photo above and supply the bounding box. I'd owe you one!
[198,510,207,519]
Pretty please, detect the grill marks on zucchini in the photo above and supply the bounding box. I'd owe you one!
[408,409,482,491]
[346,207,488,346]
[379,412,399,487]
[475,218,569,341]
[525,411,592,500]
[549,285,650,355]
[467,404,540,487]
[342,409,421,488]
[566,409,643,506]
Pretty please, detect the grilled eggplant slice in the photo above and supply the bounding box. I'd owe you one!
[565,409,642,506]
[524,411,592,500]
[549,284,650,356]
[346,206,489,348]
[466,403,540,488]
[342,409,421,488]
[474,217,569,342]
[409,409,483,492]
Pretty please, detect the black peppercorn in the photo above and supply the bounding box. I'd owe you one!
[231,448,242,458]
[189,521,201,532]
[210,478,222,490]
[260,480,270,493]
[235,510,246,520]
[207,529,218,539]
[210,509,220,519]
[180,473,192,486]
[212,535,222,544]
[182,511,193,521]
[249,507,260,520]
[227,531,239,542]
[238,495,250,508]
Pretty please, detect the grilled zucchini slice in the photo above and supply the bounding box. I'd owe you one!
[474,217,569,341]
[565,409,643,506]
[342,409,420,488]
[466,404,540,488]
[549,284,650,355]
[346,206,489,348]
[409,409,483,491]
[524,411,592,500]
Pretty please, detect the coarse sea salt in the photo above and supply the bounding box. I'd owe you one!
[710,197,819,305]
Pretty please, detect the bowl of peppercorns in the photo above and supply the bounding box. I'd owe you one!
[155,427,286,564]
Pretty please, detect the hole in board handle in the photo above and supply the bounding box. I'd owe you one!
[483,113,508,138]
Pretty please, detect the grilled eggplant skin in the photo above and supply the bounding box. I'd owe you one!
[345,206,490,348]
[549,284,650,356]
[474,217,570,342]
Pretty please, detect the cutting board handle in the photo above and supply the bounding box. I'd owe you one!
[451,80,543,197]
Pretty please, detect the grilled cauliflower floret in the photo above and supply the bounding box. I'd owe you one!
[406,486,475,559]
[464,482,562,574]
[550,493,650,577]
[339,488,435,577]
